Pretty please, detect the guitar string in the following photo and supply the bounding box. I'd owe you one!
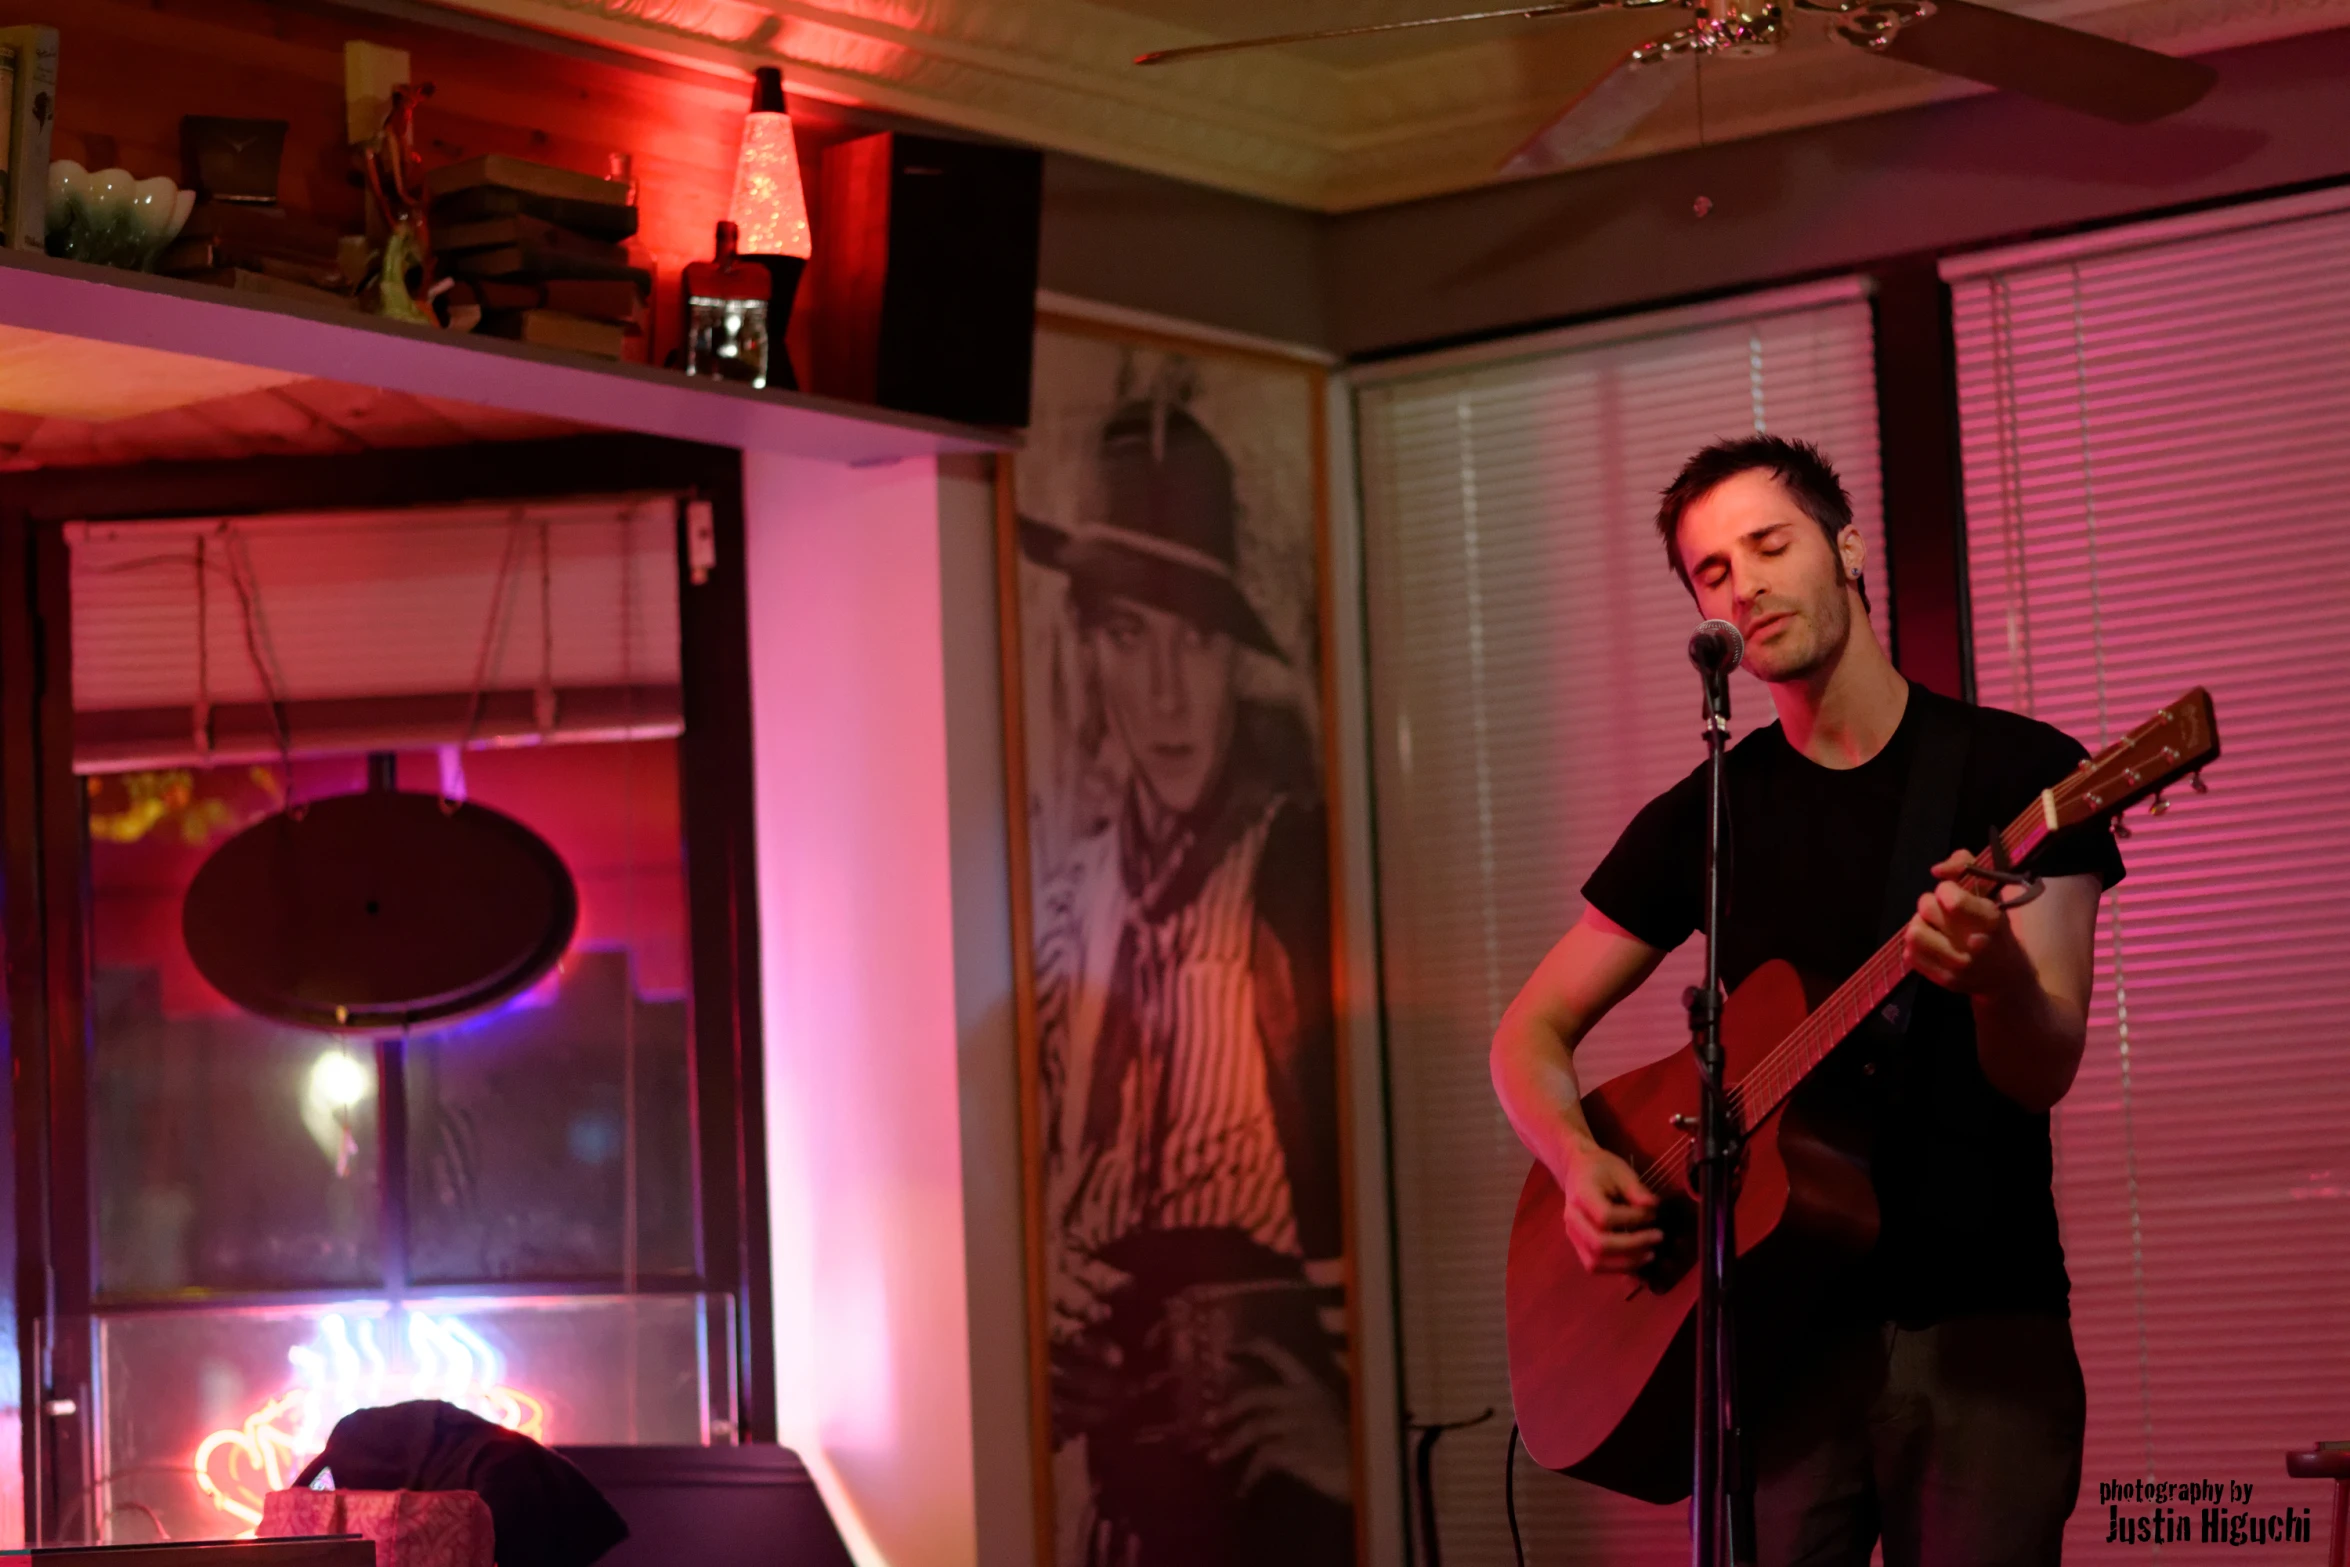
[1625,736,2168,1195]
[1632,819,2029,1195]
[1735,816,2032,1117]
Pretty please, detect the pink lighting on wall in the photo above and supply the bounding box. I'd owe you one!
[729,68,811,262]
[743,452,978,1567]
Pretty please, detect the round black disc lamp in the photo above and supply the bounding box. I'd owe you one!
[183,754,578,1032]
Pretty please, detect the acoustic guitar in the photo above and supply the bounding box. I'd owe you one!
[1504,688,2220,1502]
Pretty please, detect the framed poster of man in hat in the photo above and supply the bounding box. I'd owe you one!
[998,314,1356,1567]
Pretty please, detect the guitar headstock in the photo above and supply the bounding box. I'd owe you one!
[2045,687,2221,833]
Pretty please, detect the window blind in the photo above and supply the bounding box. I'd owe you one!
[1353,280,1884,1567]
[68,495,684,772]
[1947,186,2350,1562]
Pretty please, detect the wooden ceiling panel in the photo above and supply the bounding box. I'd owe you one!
[269,381,470,448]
[0,377,591,469]
[191,385,375,458]
[0,323,306,422]
[421,0,2350,208]
[409,396,592,444]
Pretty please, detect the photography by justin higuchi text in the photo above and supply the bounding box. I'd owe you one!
[2101,1479,2314,1546]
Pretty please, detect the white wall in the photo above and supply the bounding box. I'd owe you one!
[742,449,1030,1567]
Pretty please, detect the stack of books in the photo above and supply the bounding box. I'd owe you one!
[428,155,648,359]
[158,202,356,307]
[1,26,60,253]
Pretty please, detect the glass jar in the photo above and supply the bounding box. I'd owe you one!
[681,219,771,390]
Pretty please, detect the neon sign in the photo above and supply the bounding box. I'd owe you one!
[193,1310,547,1532]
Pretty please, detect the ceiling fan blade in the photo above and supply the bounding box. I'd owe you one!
[1877,0,2215,122]
[1502,50,1682,172]
[1135,3,1607,66]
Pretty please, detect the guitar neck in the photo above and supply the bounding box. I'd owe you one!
[1729,793,2057,1124]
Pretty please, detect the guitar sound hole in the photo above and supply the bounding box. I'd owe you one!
[1637,1192,1701,1293]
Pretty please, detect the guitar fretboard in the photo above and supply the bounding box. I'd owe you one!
[1730,809,2041,1125]
[1631,801,2047,1196]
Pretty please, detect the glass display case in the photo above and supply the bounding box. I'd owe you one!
[95,1294,729,1542]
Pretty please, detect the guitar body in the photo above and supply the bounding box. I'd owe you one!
[1505,959,1882,1503]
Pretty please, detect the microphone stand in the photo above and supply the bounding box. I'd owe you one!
[1688,642,1747,1567]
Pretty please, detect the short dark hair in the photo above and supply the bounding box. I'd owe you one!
[1655,435,1866,610]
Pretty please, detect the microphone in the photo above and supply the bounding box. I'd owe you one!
[1688,618,1744,675]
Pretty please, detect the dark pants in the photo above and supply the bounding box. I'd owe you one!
[1749,1312,2087,1567]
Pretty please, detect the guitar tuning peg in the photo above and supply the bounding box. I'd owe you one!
[2148,791,2169,817]
[2112,814,2132,839]
[2190,770,2208,794]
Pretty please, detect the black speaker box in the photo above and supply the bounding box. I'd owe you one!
[558,1444,855,1567]
[807,131,1043,429]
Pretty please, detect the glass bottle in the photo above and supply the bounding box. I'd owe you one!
[682,219,772,390]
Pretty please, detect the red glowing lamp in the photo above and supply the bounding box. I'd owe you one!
[731,68,811,261]
[728,66,810,387]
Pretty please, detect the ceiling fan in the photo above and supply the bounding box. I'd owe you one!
[1135,0,2217,175]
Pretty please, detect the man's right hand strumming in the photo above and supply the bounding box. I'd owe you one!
[1558,1139,1663,1274]
[1489,908,1673,1274]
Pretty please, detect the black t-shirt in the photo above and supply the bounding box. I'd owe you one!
[1581,683,2126,1326]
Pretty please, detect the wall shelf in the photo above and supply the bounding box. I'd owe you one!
[0,249,1015,467]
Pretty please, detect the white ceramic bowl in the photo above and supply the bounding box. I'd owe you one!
[46,161,194,268]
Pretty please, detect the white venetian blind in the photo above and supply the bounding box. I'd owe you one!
[1948,187,2350,1563]
[68,495,684,771]
[1353,280,1884,1567]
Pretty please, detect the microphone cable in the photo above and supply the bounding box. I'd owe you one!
[1505,1421,1526,1567]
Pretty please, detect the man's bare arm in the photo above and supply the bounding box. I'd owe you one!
[1490,908,1671,1272]
[1907,855,2102,1112]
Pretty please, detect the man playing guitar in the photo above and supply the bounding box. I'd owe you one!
[1489,436,2125,1565]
